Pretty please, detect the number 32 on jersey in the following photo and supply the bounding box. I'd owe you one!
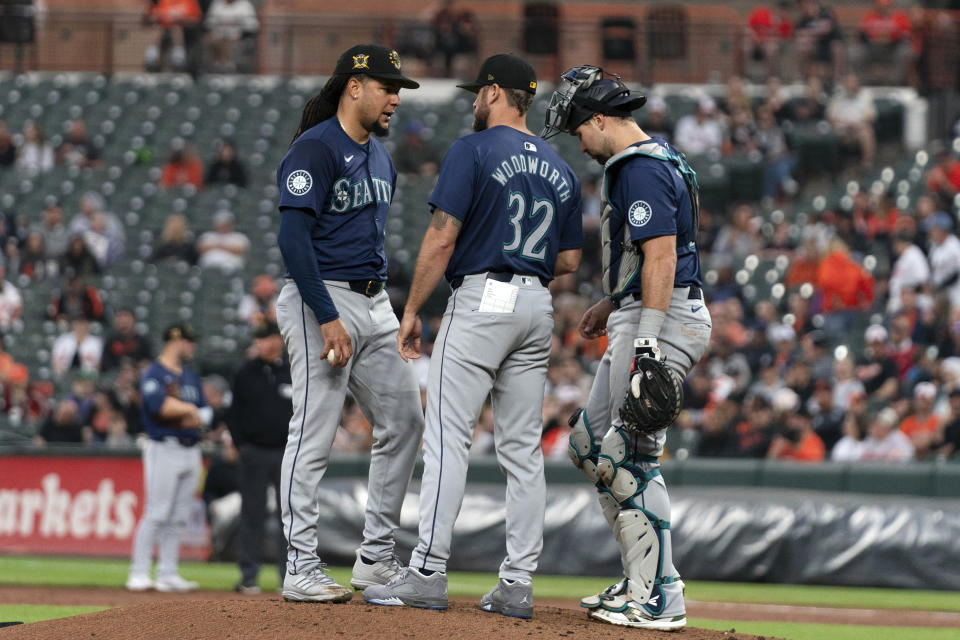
[503,191,554,261]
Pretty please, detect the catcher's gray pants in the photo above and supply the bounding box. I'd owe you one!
[410,273,553,581]
[129,438,202,579]
[276,280,424,575]
[587,286,711,614]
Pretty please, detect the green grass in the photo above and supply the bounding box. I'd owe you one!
[2,555,959,639]
[692,619,960,640]
[2,556,957,612]
[0,604,107,624]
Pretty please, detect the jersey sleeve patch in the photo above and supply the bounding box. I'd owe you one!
[286,169,313,196]
[628,200,653,227]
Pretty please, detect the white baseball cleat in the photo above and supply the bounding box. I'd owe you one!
[282,566,352,603]
[350,549,404,590]
[587,596,686,631]
[155,574,199,593]
[125,573,154,592]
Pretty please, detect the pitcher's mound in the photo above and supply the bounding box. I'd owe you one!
[2,598,775,639]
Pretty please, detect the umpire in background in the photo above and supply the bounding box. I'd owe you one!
[228,319,292,594]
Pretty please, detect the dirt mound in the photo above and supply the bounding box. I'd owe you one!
[0,597,771,640]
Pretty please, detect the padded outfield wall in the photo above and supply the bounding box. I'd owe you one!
[2,448,959,590]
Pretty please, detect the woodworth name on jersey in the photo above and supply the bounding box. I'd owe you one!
[490,151,573,204]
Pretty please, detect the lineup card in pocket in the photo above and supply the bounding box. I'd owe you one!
[478,278,519,313]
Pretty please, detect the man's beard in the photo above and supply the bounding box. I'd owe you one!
[366,118,389,138]
[473,98,490,132]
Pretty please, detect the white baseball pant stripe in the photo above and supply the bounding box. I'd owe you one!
[276,280,423,575]
[410,273,553,581]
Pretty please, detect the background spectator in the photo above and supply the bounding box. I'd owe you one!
[56,118,101,169]
[852,0,913,86]
[0,120,17,167]
[16,122,54,174]
[152,213,199,265]
[204,0,259,73]
[394,120,439,177]
[101,308,154,372]
[827,74,877,170]
[60,235,100,278]
[51,317,104,378]
[197,210,250,273]
[205,140,248,188]
[49,273,105,322]
[237,274,277,326]
[144,0,204,76]
[860,407,915,462]
[34,399,89,446]
[0,260,23,332]
[160,145,204,190]
[743,1,794,80]
[794,0,845,84]
[674,97,726,157]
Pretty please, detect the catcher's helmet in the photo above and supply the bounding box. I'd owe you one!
[540,65,646,139]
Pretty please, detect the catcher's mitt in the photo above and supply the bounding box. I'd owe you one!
[619,356,683,435]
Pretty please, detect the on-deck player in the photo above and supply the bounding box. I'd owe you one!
[542,66,712,631]
[274,44,424,603]
[126,323,209,593]
[363,53,583,618]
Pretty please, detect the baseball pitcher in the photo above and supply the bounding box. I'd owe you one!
[541,66,712,631]
[364,54,583,619]
[274,44,424,603]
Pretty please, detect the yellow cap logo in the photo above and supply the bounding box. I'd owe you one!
[487,73,495,81]
[352,54,370,70]
[529,81,537,89]
[389,50,401,70]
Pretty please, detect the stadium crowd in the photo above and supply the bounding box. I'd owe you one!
[1,1,960,467]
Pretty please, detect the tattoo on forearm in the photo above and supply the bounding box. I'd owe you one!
[430,209,462,230]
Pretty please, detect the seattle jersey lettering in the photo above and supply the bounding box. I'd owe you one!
[328,176,393,214]
[490,154,572,203]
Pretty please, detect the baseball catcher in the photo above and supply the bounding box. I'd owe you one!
[543,66,712,631]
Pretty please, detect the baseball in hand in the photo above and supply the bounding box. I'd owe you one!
[326,349,336,364]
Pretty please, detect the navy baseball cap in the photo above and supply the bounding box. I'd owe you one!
[457,54,538,95]
[333,44,420,89]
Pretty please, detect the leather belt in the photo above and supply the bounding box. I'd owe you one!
[611,285,702,309]
[449,271,549,290]
[348,280,385,297]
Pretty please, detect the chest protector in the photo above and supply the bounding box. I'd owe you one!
[600,140,700,298]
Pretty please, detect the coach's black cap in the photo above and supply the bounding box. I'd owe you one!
[333,44,420,89]
[163,322,198,343]
[457,54,537,95]
[253,320,281,339]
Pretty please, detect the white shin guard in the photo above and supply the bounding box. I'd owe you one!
[567,408,601,485]
[616,509,661,605]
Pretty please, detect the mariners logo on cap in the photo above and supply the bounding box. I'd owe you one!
[628,200,653,227]
[286,170,313,196]
[389,50,402,70]
[352,53,370,70]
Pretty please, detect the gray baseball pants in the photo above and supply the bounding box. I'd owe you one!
[410,273,554,581]
[587,286,711,616]
[129,438,202,579]
[276,280,424,575]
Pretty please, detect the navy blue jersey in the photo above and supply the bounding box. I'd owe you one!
[606,137,701,296]
[429,126,583,282]
[140,360,207,445]
[276,117,396,281]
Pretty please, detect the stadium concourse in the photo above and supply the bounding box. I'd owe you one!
[0,66,958,467]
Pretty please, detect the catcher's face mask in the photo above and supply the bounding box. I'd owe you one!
[540,65,604,140]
